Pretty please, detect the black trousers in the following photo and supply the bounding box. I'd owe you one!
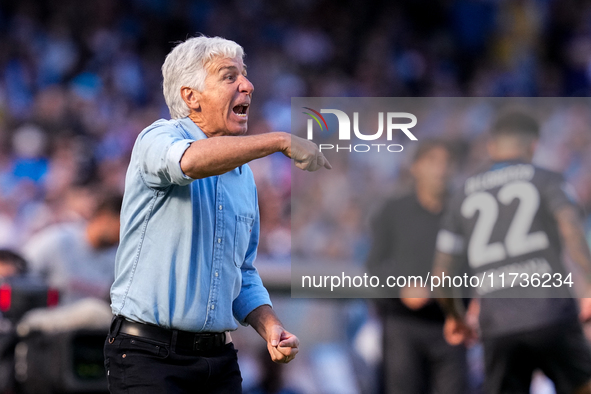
[483,320,591,394]
[382,315,468,394]
[103,322,242,394]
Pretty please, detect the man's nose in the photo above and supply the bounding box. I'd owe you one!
[239,75,254,94]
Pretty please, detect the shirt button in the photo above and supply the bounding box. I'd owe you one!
[211,304,215,310]
[217,238,221,243]
[219,205,223,210]
[215,271,219,277]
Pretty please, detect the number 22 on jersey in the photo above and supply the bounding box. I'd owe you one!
[461,181,550,268]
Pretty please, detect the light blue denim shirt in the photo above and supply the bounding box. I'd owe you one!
[110,116,271,332]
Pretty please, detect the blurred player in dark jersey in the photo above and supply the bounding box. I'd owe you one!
[367,140,467,394]
[434,111,591,394]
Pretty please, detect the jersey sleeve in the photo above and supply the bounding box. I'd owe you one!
[136,122,196,188]
[541,171,581,215]
[436,191,466,256]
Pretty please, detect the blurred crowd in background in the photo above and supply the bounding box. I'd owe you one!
[0,0,591,393]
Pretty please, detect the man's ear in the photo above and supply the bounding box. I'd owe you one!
[180,87,200,111]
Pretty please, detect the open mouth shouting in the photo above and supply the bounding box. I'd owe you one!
[232,103,249,119]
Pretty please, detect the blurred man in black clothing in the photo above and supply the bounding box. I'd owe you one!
[366,140,467,394]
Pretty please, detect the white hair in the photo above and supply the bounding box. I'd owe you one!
[162,36,244,119]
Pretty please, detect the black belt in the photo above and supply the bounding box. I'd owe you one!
[110,316,230,352]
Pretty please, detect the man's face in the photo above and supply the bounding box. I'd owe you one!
[411,146,452,194]
[194,56,254,137]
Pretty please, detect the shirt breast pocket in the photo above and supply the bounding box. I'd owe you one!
[234,215,255,268]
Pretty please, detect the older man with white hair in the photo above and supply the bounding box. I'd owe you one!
[104,36,330,393]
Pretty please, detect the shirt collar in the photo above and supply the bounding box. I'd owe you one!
[178,117,208,140]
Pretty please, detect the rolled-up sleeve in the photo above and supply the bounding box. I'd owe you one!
[137,122,195,188]
[232,194,272,325]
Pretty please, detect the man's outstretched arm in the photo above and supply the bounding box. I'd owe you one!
[245,305,299,364]
[180,132,331,179]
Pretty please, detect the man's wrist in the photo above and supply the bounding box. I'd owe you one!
[270,131,289,154]
[245,304,282,336]
[446,314,464,322]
